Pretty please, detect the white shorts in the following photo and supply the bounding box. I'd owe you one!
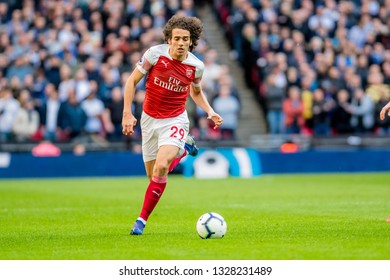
[141,110,190,162]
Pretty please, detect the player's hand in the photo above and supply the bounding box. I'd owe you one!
[122,112,137,136]
[380,101,390,120]
[207,111,223,129]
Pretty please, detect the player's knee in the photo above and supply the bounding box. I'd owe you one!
[153,159,170,174]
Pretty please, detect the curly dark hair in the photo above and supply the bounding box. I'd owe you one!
[162,15,203,52]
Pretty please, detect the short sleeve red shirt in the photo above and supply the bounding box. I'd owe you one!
[136,44,204,119]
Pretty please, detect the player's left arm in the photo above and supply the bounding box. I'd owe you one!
[190,84,223,129]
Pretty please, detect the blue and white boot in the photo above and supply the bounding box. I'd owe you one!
[184,134,199,156]
[130,219,146,235]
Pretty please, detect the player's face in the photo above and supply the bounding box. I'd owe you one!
[168,28,192,61]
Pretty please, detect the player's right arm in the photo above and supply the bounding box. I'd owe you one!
[380,101,390,120]
[122,68,145,136]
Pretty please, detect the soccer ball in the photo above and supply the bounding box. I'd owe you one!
[196,212,227,239]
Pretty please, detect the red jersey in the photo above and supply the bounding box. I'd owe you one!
[136,44,204,118]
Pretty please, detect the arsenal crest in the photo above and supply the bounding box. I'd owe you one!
[186,69,193,78]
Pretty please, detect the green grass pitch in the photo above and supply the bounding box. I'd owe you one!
[0,173,389,260]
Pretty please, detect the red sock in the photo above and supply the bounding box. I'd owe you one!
[169,150,187,173]
[139,176,167,221]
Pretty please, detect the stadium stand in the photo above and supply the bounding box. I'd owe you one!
[2,0,390,152]
[212,0,390,140]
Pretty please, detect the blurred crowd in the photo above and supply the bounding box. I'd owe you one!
[4,0,387,148]
[0,0,240,148]
[214,0,390,136]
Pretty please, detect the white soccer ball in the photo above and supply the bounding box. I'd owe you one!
[196,212,227,239]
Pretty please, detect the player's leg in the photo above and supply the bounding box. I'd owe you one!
[131,146,179,235]
[168,134,199,172]
[144,159,155,181]
[129,160,154,235]
[130,111,189,235]
[168,150,187,173]
[141,145,178,218]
